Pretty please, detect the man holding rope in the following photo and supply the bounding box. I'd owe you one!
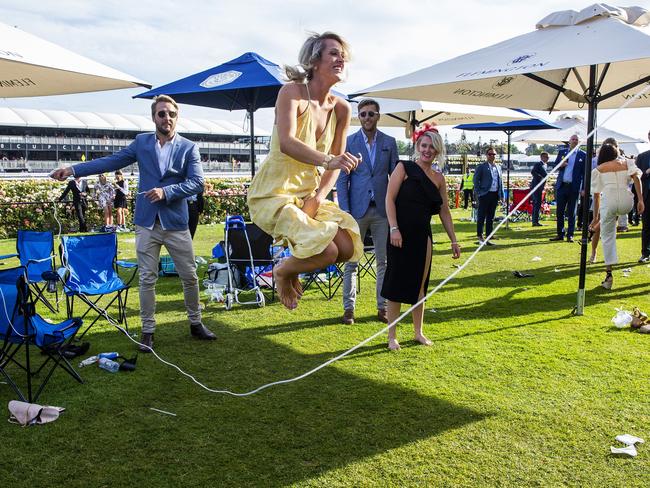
[50,95,216,352]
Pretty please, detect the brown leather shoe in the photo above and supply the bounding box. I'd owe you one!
[377,309,388,323]
[190,322,217,340]
[342,309,355,325]
[138,333,154,353]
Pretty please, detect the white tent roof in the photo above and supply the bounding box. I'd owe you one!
[0,107,270,136]
[512,113,644,144]
[0,21,149,97]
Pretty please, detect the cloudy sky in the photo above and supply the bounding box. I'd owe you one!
[1,0,649,145]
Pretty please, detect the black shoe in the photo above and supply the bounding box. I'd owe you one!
[638,256,650,263]
[138,333,154,353]
[549,235,564,241]
[190,323,217,340]
[566,236,574,243]
[532,223,544,227]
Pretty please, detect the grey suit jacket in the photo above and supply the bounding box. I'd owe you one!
[336,129,398,219]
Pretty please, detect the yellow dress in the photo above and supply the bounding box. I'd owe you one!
[247,104,363,261]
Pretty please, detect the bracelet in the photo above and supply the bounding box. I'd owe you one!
[390,226,399,232]
[321,154,334,170]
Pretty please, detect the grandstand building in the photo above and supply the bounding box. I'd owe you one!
[0,107,270,174]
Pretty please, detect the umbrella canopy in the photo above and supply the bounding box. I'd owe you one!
[0,21,150,97]
[350,98,532,136]
[354,3,650,315]
[353,4,650,111]
[512,114,645,144]
[135,52,284,176]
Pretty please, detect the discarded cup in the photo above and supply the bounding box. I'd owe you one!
[616,434,645,446]
[532,256,542,262]
[610,445,637,457]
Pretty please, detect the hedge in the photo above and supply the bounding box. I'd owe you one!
[0,178,250,239]
[0,174,554,239]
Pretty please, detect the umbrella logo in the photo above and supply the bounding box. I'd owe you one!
[508,53,536,65]
[492,76,515,89]
[200,70,242,88]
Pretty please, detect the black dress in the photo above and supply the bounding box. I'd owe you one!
[114,180,127,208]
[381,161,443,305]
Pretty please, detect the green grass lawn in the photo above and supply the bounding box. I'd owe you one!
[1,211,649,487]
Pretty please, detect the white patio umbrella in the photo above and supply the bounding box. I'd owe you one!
[0,21,150,97]
[350,98,531,136]
[513,114,644,145]
[354,4,650,314]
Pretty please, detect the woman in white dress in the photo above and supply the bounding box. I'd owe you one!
[590,144,644,289]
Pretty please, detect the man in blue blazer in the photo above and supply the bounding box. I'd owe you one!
[636,130,650,262]
[336,99,398,324]
[473,147,504,245]
[550,134,586,243]
[51,95,215,351]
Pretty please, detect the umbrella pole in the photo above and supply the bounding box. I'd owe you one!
[576,65,597,316]
[249,107,256,178]
[505,131,512,230]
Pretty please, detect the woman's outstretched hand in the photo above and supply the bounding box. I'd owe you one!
[451,242,461,259]
[328,152,360,174]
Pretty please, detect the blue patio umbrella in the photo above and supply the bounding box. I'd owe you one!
[134,52,285,176]
[455,117,560,228]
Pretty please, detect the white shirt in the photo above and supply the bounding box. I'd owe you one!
[488,163,499,192]
[155,133,177,176]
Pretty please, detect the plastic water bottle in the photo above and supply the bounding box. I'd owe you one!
[98,357,120,373]
[78,356,98,368]
[98,352,119,359]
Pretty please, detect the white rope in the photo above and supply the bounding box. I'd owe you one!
[13,81,648,397]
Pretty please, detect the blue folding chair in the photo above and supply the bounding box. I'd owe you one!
[0,266,83,402]
[59,234,138,339]
[0,230,59,313]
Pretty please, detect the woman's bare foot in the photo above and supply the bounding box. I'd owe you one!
[388,338,401,351]
[414,334,433,346]
[292,275,303,298]
[274,265,298,310]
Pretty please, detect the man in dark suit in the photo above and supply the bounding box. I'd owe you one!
[51,95,215,351]
[473,147,504,245]
[59,176,88,232]
[336,99,398,325]
[636,129,650,262]
[530,152,548,226]
[550,134,586,243]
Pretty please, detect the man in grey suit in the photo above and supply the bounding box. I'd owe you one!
[336,99,399,324]
[51,95,216,351]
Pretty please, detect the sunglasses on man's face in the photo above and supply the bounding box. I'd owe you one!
[359,111,378,118]
[157,110,178,119]
[487,153,497,156]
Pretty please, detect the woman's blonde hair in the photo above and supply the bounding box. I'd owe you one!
[415,131,446,168]
[284,31,350,83]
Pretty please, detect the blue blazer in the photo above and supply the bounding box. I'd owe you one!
[336,129,398,219]
[473,162,504,199]
[554,148,586,193]
[71,133,204,231]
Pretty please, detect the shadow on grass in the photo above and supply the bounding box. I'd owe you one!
[1,315,488,487]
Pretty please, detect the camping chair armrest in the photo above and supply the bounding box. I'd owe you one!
[0,253,18,260]
[116,260,138,286]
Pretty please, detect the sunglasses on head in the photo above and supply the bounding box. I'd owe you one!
[157,110,178,119]
[359,111,378,118]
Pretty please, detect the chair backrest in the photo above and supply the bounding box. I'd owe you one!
[0,266,30,340]
[17,230,55,283]
[60,234,118,290]
[511,189,530,206]
[227,223,273,263]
